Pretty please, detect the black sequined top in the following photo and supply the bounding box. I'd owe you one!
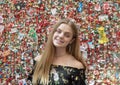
[27,61,86,85]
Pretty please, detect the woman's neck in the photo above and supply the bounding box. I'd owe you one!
[55,47,68,57]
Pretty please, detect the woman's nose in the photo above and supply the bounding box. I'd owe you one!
[59,33,64,38]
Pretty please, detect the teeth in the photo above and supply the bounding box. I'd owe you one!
[56,39,64,43]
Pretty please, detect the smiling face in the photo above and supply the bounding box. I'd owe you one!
[53,23,73,48]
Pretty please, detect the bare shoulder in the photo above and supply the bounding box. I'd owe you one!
[34,54,42,61]
[73,59,84,69]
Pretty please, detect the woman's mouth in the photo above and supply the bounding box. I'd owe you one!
[55,39,64,43]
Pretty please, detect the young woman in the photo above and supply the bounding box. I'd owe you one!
[29,18,87,85]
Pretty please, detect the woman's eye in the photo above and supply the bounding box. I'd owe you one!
[56,30,61,33]
[65,34,70,37]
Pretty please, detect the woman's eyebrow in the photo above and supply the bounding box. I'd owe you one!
[57,28,61,30]
[57,28,72,34]
[64,31,72,35]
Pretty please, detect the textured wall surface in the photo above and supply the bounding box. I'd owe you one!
[0,0,120,84]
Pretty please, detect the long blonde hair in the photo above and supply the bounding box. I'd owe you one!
[32,18,87,85]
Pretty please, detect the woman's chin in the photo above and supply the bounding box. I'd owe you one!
[53,44,65,48]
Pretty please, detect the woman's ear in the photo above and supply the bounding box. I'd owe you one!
[70,38,75,44]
